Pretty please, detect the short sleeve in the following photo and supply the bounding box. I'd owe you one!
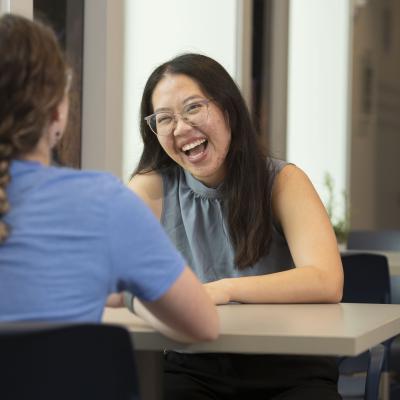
[104,177,185,302]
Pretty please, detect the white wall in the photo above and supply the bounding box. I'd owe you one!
[0,0,32,17]
[122,0,244,181]
[0,0,8,13]
[287,0,352,211]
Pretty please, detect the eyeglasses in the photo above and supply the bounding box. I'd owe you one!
[144,98,212,136]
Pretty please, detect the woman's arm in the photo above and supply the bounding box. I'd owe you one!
[204,165,343,305]
[107,267,219,343]
[135,266,219,342]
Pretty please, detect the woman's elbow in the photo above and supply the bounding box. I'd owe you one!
[192,311,220,342]
[326,286,343,303]
[323,273,344,303]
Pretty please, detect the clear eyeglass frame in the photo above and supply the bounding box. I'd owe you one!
[144,98,212,136]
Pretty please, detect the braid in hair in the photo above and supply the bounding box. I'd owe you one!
[0,148,12,242]
[0,14,67,243]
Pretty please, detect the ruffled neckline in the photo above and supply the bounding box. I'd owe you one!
[183,169,223,200]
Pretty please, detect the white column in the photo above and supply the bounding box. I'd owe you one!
[287,0,352,204]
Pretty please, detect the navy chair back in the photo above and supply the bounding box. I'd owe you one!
[0,323,139,400]
[341,253,391,304]
[347,230,400,304]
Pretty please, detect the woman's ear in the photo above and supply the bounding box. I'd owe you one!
[49,130,62,148]
[47,109,62,148]
[48,95,69,148]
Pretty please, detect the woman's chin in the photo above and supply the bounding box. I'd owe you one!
[190,165,226,188]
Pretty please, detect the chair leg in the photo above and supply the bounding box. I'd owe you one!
[365,344,385,400]
[380,371,391,400]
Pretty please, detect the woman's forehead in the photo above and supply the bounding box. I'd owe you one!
[151,74,206,108]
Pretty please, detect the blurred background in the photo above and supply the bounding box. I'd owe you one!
[1,0,399,233]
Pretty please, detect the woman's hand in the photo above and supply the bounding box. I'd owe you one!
[203,279,232,305]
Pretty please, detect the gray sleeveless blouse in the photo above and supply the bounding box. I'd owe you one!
[160,158,294,283]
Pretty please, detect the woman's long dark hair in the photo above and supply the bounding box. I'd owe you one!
[135,53,272,269]
[0,14,67,242]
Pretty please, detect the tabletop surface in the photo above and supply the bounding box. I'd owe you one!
[102,303,400,356]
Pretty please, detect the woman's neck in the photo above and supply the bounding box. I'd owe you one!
[20,135,51,165]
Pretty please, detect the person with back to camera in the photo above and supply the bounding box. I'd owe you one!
[0,14,219,344]
[129,53,344,399]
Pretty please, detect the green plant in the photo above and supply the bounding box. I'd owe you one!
[323,172,350,244]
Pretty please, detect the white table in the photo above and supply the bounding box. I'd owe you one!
[103,303,400,356]
[103,303,400,399]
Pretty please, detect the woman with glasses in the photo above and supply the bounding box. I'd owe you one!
[130,53,344,399]
[0,15,219,343]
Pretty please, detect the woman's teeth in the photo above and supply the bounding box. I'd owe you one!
[181,138,207,152]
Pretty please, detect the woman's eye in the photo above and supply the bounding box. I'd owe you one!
[156,114,173,125]
[185,103,203,114]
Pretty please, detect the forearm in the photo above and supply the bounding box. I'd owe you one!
[121,292,201,343]
[123,269,219,342]
[213,266,343,304]
[132,297,198,343]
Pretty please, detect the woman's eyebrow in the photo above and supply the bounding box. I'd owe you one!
[182,95,204,104]
[153,106,172,113]
[154,95,205,113]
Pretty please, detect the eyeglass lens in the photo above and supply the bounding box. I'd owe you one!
[149,101,209,136]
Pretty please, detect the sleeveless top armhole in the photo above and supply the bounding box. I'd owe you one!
[267,158,294,238]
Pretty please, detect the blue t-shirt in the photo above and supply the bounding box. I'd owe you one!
[0,160,185,322]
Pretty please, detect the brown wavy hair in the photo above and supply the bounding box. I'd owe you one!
[0,14,68,243]
[134,53,273,269]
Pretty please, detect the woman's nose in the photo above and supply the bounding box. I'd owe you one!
[172,115,192,137]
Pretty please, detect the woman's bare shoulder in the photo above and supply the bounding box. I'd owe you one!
[128,171,163,219]
[271,164,317,217]
[272,163,305,194]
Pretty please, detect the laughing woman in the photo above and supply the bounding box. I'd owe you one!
[130,53,343,400]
